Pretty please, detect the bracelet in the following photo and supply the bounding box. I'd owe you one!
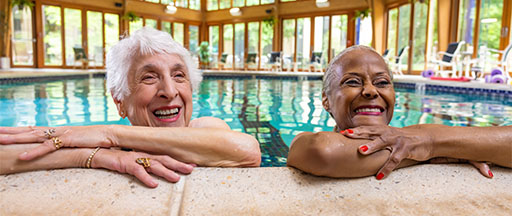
[86,147,101,168]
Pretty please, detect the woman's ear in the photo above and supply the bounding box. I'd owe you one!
[322,91,330,112]
[112,93,126,118]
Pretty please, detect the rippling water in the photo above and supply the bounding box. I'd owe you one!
[1,77,511,166]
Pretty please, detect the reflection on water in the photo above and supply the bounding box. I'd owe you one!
[1,77,512,164]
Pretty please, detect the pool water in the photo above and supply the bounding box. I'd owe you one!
[1,77,511,166]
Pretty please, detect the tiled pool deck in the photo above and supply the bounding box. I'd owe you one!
[1,68,511,214]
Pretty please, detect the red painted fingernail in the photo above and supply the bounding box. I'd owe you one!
[347,129,354,134]
[360,145,368,152]
[488,170,493,178]
[340,130,346,133]
[376,173,384,180]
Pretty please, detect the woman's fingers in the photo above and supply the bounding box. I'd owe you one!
[0,132,47,144]
[18,140,56,160]
[469,161,493,178]
[358,137,387,155]
[146,162,181,183]
[128,165,159,188]
[0,126,47,134]
[157,156,194,174]
[341,126,385,139]
[375,150,405,180]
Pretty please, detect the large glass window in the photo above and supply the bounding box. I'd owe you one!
[189,25,199,55]
[234,23,245,69]
[176,0,188,8]
[87,11,103,67]
[458,0,477,51]
[209,26,219,68]
[247,0,259,6]
[162,21,172,35]
[173,23,184,45]
[397,4,411,68]
[282,19,296,70]
[330,15,347,60]
[478,0,504,71]
[11,6,34,66]
[220,0,230,9]
[129,18,143,34]
[296,18,310,70]
[189,0,200,10]
[223,24,233,68]
[145,19,157,29]
[356,15,372,47]
[64,8,82,66]
[208,0,219,11]
[234,0,244,7]
[260,21,274,69]
[387,8,398,56]
[43,5,63,66]
[248,22,260,69]
[314,16,329,67]
[412,2,428,70]
[104,13,119,54]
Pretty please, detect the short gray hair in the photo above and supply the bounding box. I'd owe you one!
[106,27,202,101]
[323,45,391,95]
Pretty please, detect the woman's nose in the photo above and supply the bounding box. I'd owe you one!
[157,78,178,100]
[362,83,378,99]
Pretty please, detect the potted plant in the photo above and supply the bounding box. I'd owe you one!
[122,11,140,22]
[10,0,34,10]
[197,41,210,69]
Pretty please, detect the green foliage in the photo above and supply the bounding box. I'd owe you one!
[10,0,34,10]
[198,41,210,63]
[122,11,140,22]
[354,8,371,20]
[263,16,276,28]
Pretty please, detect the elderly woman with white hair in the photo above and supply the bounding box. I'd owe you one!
[0,27,261,187]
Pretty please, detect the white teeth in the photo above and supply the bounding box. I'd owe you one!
[355,108,382,113]
[154,108,179,115]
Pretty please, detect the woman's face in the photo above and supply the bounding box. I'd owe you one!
[323,49,395,130]
[116,53,193,127]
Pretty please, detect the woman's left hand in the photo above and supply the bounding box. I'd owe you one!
[341,125,493,179]
[0,126,115,160]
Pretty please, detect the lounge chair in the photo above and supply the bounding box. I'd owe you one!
[307,51,323,73]
[218,53,228,70]
[430,41,465,78]
[390,46,408,75]
[73,47,95,69]
[245,52,257,71]
[268,52,282,72]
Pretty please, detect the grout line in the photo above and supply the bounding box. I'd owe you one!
[169,175,187,216]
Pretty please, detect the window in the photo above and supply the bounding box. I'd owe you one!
[330,15,347,60]
[104,13,119,54]
[282,19,296,70]
[209,26,219,68]
[387,8,398,56]
[42,5,63,66]
[64,8,82,66]
[189,25,199,55]
[248,22,260,69]
[129,18,143,34]
[173,23,184,45]
[412,2,428,70]
[11,6,34,66]
[87,11,104,66]
[234,23,245,69]
[397,4,411,68]
[314,16,330,67]
[260,21,274,69]
[478,0,504,70]
[223,24,233,68]
[356,15,372,47]
[162,21,172,35]
[296,18,311,70]
[457,0,477,51]
[145,19,157,29]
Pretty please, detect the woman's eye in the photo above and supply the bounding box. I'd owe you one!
[344,79,361,85]
[375,80,390,86]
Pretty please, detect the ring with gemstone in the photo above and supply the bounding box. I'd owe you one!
[52,137,63,149]
[135,158,151,168]
[44,128,56,139]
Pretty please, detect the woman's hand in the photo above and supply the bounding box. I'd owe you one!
[92,148,194,188]
[0,126,115,160]
[341,125,493,179]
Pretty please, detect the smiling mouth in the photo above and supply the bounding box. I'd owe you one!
[154,107,180,119]
[354,107,385,115]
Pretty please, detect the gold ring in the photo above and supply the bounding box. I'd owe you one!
[52,137,63,149]
[135,158,151,168]
[44,129,56,138]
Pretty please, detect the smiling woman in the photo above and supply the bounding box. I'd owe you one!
[0,27,261,187]
[287,45,512,179]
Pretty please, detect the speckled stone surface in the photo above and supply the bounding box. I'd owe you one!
[0,169,183,215]
[1,165,511,215]
[179,165,512,215]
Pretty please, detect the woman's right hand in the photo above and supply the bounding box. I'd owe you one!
[0,126,116,160]
[92,148,194,188]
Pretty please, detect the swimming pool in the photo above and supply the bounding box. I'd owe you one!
[1,77,511,166]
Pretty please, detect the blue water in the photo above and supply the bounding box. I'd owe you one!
[1,77,511,166]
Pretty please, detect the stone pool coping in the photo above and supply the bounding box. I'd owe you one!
[1,165,511,215]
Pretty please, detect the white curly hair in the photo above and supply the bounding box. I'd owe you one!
[106,26,202,101]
